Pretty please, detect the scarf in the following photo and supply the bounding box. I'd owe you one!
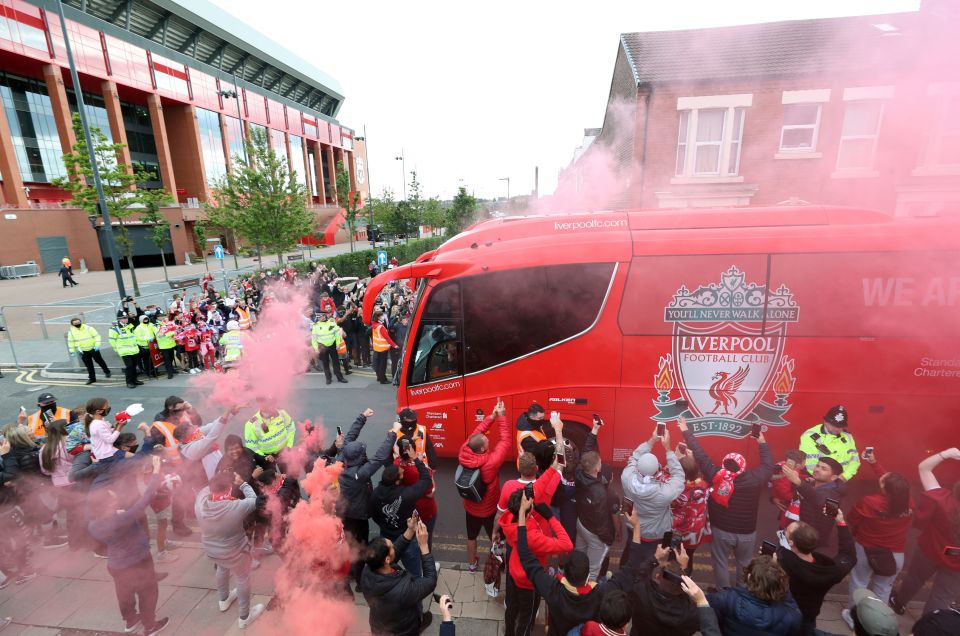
[211,490,237,502]
[556,573,597,595]
[184,428,219,452]
[710,452,746,507]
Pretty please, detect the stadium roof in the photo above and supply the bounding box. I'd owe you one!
[52,0,344,120]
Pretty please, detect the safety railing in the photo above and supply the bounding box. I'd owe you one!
[0,302,116,372]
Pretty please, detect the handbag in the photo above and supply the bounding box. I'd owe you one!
[864,546,897,576]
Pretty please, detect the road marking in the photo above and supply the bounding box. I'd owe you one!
[15,370,124,388]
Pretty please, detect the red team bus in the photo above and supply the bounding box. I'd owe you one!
[362,206,960,476]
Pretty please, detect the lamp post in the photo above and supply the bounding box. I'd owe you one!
[53,0,126,300]
[499,177,511,200]
[216,82,244,269]
[395,150,406,200]
[357,126,374,244]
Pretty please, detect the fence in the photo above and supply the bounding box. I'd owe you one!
[0,302,116,371]
[0,263,41,279]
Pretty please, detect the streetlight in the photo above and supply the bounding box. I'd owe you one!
[499,177,511,200]
[53,0,126,300]
[357,126,375,244]
[216,81,244,269]
[395,150,406,200]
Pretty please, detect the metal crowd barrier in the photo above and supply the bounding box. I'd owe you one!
[0,262,41,279]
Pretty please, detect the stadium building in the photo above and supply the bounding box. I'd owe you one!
[0,0,368,271]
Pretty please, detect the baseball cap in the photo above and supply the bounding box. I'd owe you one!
[852,589,899,636]
[635,452,660,477]
[398,407,417,423]
[37,392,56,405]
[911,608,960,636]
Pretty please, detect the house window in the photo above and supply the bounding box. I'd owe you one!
[837,101,884,170]
[929,95,960,166]
[675,106,746,177]
[780,103,821,152]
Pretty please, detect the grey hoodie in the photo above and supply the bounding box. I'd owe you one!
[620,441,684,541]
[195,481,258,567]
[180,417,227,480]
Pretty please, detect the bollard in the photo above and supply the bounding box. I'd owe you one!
[38,312,48,339]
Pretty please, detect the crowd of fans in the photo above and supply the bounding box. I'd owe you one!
[64,263,415,388]
[2,264,959,636]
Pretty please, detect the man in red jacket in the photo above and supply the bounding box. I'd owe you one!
[500,456,570,636]
[457,399,511,572]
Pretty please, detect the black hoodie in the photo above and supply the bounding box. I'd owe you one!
[370,459,431,540]
[574,431,618,545]
[361,534,437,636]
[518,526,633,636]
[776,524,856,630]
[626,541,701,636]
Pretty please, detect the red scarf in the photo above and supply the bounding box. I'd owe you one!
[711,452,746,507]
[211,490,237,502]
[184,428,219,452]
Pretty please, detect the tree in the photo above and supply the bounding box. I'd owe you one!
[446,186,478,236]
[421,197,445,236]
[53,113,159,295]
[207,127,313,269]
[194,220,209,272]
[407,170,424,238]
[367,188,397,238]
[138,188,175,282]
[383,200,419,237]
[335,159,362,253]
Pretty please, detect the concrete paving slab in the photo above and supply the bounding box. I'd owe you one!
[21,579,114,628]
[0,577,71,624]
[154,585,207,633]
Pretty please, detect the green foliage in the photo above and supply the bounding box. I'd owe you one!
[288,236,445,278]
[207,127,314,264]
[53,113,163,294]
[406,170,423,238]
[421,197,446,235]
[138,188,175,280]
[446,186,478,236]
[194,220,207,252]
[335,159,363,252]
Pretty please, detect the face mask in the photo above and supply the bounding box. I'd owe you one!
[102,407,111,416]
[72,322,81,328]
[42,403,57,414]
[128,444,139,454]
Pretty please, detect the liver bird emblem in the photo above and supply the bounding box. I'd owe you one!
[708,366,750,415]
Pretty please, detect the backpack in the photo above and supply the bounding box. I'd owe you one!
[454,464,487,503]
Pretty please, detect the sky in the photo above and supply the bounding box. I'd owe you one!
[210,0,920,201]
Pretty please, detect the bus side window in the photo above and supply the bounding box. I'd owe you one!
[409,281,463,385]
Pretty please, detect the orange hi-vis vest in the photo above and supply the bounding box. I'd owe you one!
[151,420,182,464]
[28,407,71,438]
[337,328,348,355]
[236,307,252,330]
[372,323,391,352]
[396,424,429,466]
[516,428,547,467]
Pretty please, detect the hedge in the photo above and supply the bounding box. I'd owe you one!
[289,236,446,278]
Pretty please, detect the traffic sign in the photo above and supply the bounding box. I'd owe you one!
[214,244,224,260]
[377,250,388,268]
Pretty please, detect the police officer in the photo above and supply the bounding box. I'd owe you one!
[27,393,70,440]
[155,316,179,379]
[134,315,159,379]
[243,399,296,470]
[311,311,347,385]
[798,405,860,481]
[67,316,111,385]
[220,320,244,370]
[109,314,142,389]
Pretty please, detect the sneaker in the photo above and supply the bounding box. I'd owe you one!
[256,541,273,555]
[219,588,238,612]
[484,581,499,598]
[154,551,178,564]
[172,525,193,538]
[251,559,261,570]
[15,571,37,585]
[163,540,183,550]
[418,611,433,634]
[124,618,142,633]
[468,557,479,573]
[840,608,855,630]
[0,618,11,631]
[238,603,265,629]
[155,572,169,583]
[94,548,109,559]
[888,592,906,615]
[144,617,169,636]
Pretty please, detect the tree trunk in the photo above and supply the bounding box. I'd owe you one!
[231,229,239,270]
[119,222,141,296]
[159,246,169,282]
[256,245,262,270]
[348,221,355,253]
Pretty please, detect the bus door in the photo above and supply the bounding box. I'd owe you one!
[404,280,465,454]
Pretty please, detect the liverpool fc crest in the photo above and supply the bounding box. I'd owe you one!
[652,266,800,438]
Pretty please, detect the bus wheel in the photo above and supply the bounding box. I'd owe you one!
[551,420,590,467]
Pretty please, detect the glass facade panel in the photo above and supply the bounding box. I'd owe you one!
[66,90,114,143]
[0,72,66,183]
[197,107,226,186]
[121,102,161,188]
[223,115,245,166]
[290,135,308,190]
[270,128,285,154]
